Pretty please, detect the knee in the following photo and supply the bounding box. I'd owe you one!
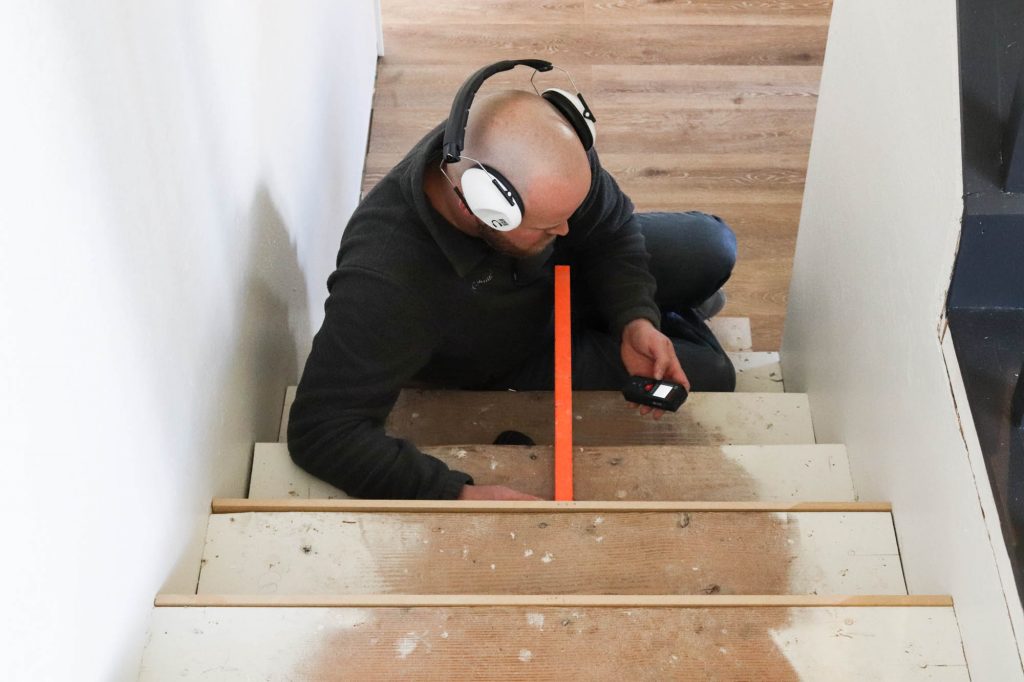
[694,350,737,393]
[695,213,737,285]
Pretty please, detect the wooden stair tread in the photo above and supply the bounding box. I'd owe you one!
[196,510,904,596]
[249,443,853,502]
[140,604,968,680]
[385,391,813,446]
[279,390,812,446]
[277,322,764,440]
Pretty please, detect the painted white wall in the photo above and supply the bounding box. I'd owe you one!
[0,1,378,680]
[782,0,1024,679]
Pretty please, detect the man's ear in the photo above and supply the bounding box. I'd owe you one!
[452,185,474,216]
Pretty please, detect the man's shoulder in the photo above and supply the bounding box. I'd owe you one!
[330,203,446,300]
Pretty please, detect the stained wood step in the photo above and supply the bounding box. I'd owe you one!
[249,442,854,502]
[277,316,761,440]
[279,389,812,446]
[196,507,904,596]
[141,601,968,680]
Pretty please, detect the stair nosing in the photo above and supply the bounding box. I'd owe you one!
[154,593,951,608]
[211,498,890,513]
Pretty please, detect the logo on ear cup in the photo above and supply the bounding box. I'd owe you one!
[491,218,509,228]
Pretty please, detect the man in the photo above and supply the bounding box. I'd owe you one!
[288,87,737,501]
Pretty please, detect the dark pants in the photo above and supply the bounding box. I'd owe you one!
[490,211,738,392]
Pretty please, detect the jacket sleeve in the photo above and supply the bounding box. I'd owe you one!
[287,265,473,499]
[565,148,661,337]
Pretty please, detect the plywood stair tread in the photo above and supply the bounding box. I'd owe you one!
[250,442,855,502]
[140,602,968,680]
[277,316,766,440]
[196,509,905,596]
[279,390,812,446]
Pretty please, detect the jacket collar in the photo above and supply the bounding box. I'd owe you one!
[404,122,492,278]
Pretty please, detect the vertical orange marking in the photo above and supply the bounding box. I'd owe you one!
[554,265,573,501]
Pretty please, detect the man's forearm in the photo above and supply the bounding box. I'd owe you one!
[287,391,473,500]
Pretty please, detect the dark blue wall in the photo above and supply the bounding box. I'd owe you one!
[949,0,1024,600]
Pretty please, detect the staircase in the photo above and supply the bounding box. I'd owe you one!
[137,1,973,677]
[139,320,969,679]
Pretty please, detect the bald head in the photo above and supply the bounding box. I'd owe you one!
[453,90,592,228]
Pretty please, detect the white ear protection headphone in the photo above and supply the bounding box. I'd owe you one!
[440,59,597,232]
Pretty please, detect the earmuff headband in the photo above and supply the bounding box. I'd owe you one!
[441,59,555,164]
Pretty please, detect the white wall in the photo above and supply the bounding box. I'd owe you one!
[0,1,378,680]
[783,0,1024,679]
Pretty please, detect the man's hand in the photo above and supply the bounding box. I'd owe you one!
[620,318,690,420]
[458,484,543,501]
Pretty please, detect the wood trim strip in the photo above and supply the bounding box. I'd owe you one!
[155,594,952,608]
[211,498,892,513]
[554,265,573,501]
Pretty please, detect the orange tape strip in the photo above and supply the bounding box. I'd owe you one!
[554,265,573,501]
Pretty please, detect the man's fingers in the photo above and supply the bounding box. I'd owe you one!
[663,345,690,390]
[652,355,670,381]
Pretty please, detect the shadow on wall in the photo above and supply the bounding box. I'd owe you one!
[962,89,1006,188]
[160,184,309,591]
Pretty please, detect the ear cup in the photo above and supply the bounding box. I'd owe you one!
[460,164,524,231]
[541,88,596,151]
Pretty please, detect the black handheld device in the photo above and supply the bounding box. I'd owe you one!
[622,376,688,412]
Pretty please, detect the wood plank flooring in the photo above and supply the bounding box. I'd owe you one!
[367,0,831,349]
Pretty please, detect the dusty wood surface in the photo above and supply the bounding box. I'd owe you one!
[280,389,814,447]
[196,510,904,596]
[364,0,832,349]
[276,324,766,442]
[387,390,814,446]
[249,443,854,501]
[141,605,968,681]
